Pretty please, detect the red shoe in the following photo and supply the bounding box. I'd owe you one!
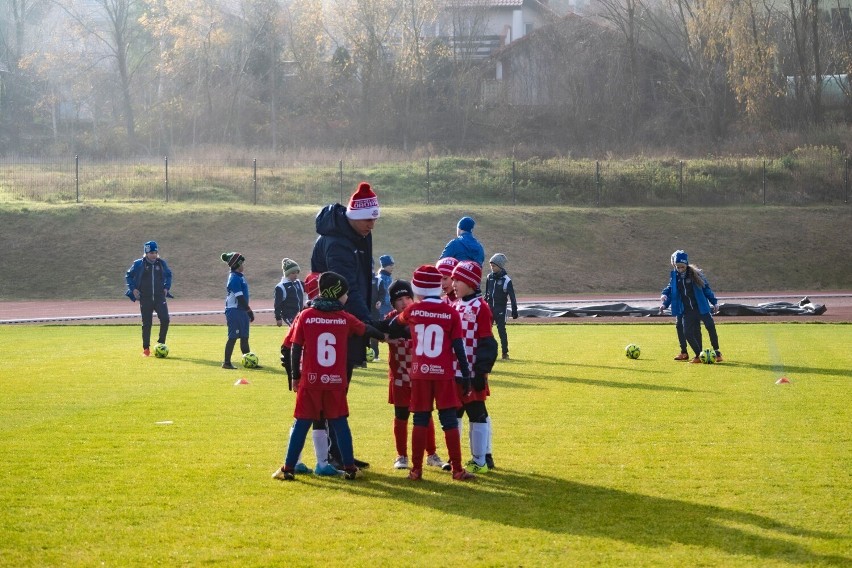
[452,469,475,481]
[142,348,151,357]
[714,352,724,362]
[408,468,423,480]
[674,352,689,361]
[689,357,701,364]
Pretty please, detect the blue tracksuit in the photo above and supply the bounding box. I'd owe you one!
[661,268,721,356]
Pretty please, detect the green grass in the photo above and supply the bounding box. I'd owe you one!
[1,323,850,566]
[1,202,851,301]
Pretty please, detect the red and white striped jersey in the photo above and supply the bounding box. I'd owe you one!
[385,309,413,387]
[453,295,494,377]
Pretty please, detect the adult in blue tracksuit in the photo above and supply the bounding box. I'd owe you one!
[660,250,723,362]
[311,182,380,470]
[125,240,172,356]
[439,216,485,266]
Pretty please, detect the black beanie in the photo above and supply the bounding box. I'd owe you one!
[319,272,349,300]
[388,279,413,303]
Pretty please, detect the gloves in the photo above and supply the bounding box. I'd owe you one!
[511,310,518,319]
[455,375,472,397]
[472,374,487,392]
[247,308,255,322]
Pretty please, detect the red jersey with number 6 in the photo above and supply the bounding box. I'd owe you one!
[292,307,365,390]
[398,298,464,382]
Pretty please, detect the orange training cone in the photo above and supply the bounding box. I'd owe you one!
[235,378,250,385]
[775,377,790,384]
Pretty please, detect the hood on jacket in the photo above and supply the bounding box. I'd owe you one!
[315,204,360,241]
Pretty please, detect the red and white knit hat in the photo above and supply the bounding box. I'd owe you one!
[452,260,482,289]
[435,256,459,277]
[304,271,321,301]
[346,182,380,220]
[411,264,443,296]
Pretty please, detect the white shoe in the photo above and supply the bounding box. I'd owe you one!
[393,456,409,469]
[425,453,445,468]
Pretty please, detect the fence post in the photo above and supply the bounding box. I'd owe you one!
[679,160,684,205]
[426,157,431,205]
[762,160,766,205]
[595,161,601,206]
[75,155,79,203]
[512,161,517,205]
[339,160,344,203]
[845,158,849,204]
[253,158,257,205]
[164,156,169,203]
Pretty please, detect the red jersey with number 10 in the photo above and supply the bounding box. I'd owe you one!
[292,307,365,391]
[399,298,463,382]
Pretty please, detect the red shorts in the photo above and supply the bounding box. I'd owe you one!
[388,379,412,408]
[459,377,489,405]
[410,379,461,413]
[293,387,349,420]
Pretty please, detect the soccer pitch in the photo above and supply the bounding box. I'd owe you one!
[1,323,850,567]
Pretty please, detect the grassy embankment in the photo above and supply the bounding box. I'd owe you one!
[1,202,850,301]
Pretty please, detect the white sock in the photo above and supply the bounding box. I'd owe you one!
[470,422,488,466]
[486,415,493,454]
[312,429,329,468]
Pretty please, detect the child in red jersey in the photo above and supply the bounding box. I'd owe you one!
[273,272,381,481]
[382,280,445,471]
[394,265,474,481]
[278,272,341,476]
[451,261,498,473]
[436,257,459,305]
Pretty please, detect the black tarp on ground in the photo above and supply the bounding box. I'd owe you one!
[516,298,827,318]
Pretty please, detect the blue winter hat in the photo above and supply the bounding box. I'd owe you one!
[672,250,688,266]
[457,216,475,232]
[379,254,394,267]
[144,241,158,253]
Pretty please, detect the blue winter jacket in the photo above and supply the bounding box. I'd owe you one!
[125,257,172,302]
[661,269,718,316]
[439,232,485,265]
[310,204,373,322]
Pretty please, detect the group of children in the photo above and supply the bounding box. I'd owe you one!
[126,238,722,482]
[270,253,513,482]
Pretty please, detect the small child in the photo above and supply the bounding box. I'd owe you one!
[279,272,338,476]
[451,261,498,473]
[394,264,474,481]
[382,279,445,471]
[274,258,305,327]
[273,272,382,481]
[660,250,723,363]
[221,252,257,369]
[484,253,518,360]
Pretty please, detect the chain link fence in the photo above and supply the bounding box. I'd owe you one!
[1,153,848,206]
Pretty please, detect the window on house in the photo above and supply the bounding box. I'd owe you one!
[525,22,534,36]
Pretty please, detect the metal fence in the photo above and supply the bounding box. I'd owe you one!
[0,154,848,206]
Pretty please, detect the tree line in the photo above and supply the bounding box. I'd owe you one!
[0,0,850,158]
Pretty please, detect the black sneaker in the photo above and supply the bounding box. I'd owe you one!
[501,353,510,360]
[343,467,359,480]
[441,462,452,472]
[485,454,496,470]
[353,458,370,469]
[222,362,236,369]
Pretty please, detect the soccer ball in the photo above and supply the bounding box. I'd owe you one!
[365,346,376,362]
[625,344,641,359]
[699,348,716,364]
[154,343,169,358]
[242,352,259,368]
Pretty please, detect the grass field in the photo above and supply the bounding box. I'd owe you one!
[1,323,850,567]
